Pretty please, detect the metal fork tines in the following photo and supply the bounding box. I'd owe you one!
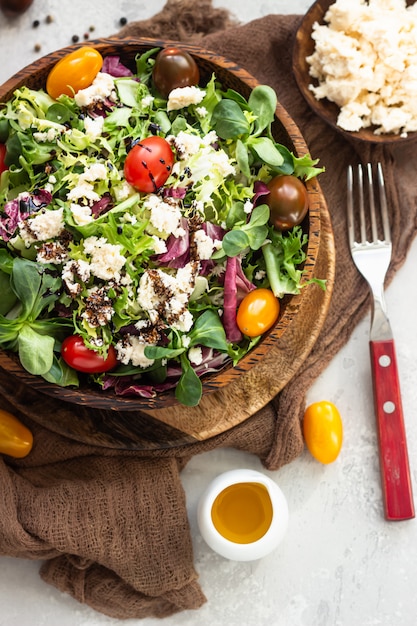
[346,163,414,521]
[347,163,392,341]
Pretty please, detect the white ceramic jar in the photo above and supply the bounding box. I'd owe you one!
[197,469,289,561]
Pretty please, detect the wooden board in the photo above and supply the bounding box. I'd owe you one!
[1,194,334,450]
[0,38,335,449]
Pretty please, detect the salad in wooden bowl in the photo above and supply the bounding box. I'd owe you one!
[0,39,324,409]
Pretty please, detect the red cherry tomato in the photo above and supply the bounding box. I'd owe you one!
[61,335,117,374]
[303,401,343,464]
[236,288,280,338]
[266,175,309,231]
[152,47,200,98]
[0,144,7,174]
[124,136,174,193]
[0,409,33,459]
[46,47,103,100]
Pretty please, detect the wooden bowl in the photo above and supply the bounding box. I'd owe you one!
[293,0,417,144]
[0,38,322,412]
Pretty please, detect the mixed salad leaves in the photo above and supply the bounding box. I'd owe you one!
[0,46,324,406]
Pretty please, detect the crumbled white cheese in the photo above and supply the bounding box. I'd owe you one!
[114,180,136,202]
[81,285,115,327]
[170,131,202,158]
[137,263,198,332]
[115,336,155,368]
[83,236,126,281]
[169,130,218,160]
[70,203,94,225]
[144,194,186,237]
[141,94,154,108]
[33,128,58,143]
[188,346,203,366]
[66,163,108,204]
[167,86,205,112]
[67,181,101,203]
[307,0,417,135]
[193,229,216,260]
[36,241,68,265]
[84,115,104,139]
[244,200,253,214]
[74,72,116,107]
[62,259,91,296]
[120,211,137,224]
[182,335,191,348]
[254,269,266,281]
[151,235,168,255]
[195,106,208,117]
[81,163,108,182]
[20,207,65,244]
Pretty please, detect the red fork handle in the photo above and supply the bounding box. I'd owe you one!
[370,339,415,521]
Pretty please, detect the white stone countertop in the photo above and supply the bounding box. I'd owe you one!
[1,1,417,625]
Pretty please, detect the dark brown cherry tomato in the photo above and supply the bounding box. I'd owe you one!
[0,0,33,15]
[61,335,117,374]
[152,47,200,98]
[0,144,7,174]
[124,136,174,193]
[266,174,309,231]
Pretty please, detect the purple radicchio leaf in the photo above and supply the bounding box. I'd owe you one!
[253,180,270,206]
[0,190,52,242]
[102,375,177,398]
[88,98,116,118]
[198,221,225,276]
[222,255,243,343]
[162,187,187,200]
[90,193,112,218]
[103,348,230,398]
[156,217,190,268]
[235,256,256,302]
[102,56,134,78]
[31,189,53,208]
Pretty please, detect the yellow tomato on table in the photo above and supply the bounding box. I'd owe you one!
[0,409,33,458]
[46,47,103,99]
[303,401,343,464]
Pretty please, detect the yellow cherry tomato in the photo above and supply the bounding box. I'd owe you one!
[303,401,343,464]
[236,288,280,338]
[0,409,33,458]
[46,47,103,99]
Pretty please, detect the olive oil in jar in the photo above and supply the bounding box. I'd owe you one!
[211,482,273,544]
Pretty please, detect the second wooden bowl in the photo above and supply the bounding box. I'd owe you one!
[293,0,417,144]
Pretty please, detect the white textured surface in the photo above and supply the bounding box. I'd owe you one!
[1,1,417,625]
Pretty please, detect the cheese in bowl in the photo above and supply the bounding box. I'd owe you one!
[306,0,417,136]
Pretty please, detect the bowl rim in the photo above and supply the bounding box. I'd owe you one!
[292,0,417,145]
[0,37,322,410]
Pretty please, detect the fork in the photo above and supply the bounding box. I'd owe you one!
[347,163,414,521]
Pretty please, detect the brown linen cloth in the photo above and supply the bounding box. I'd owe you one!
[1,0,417,620]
